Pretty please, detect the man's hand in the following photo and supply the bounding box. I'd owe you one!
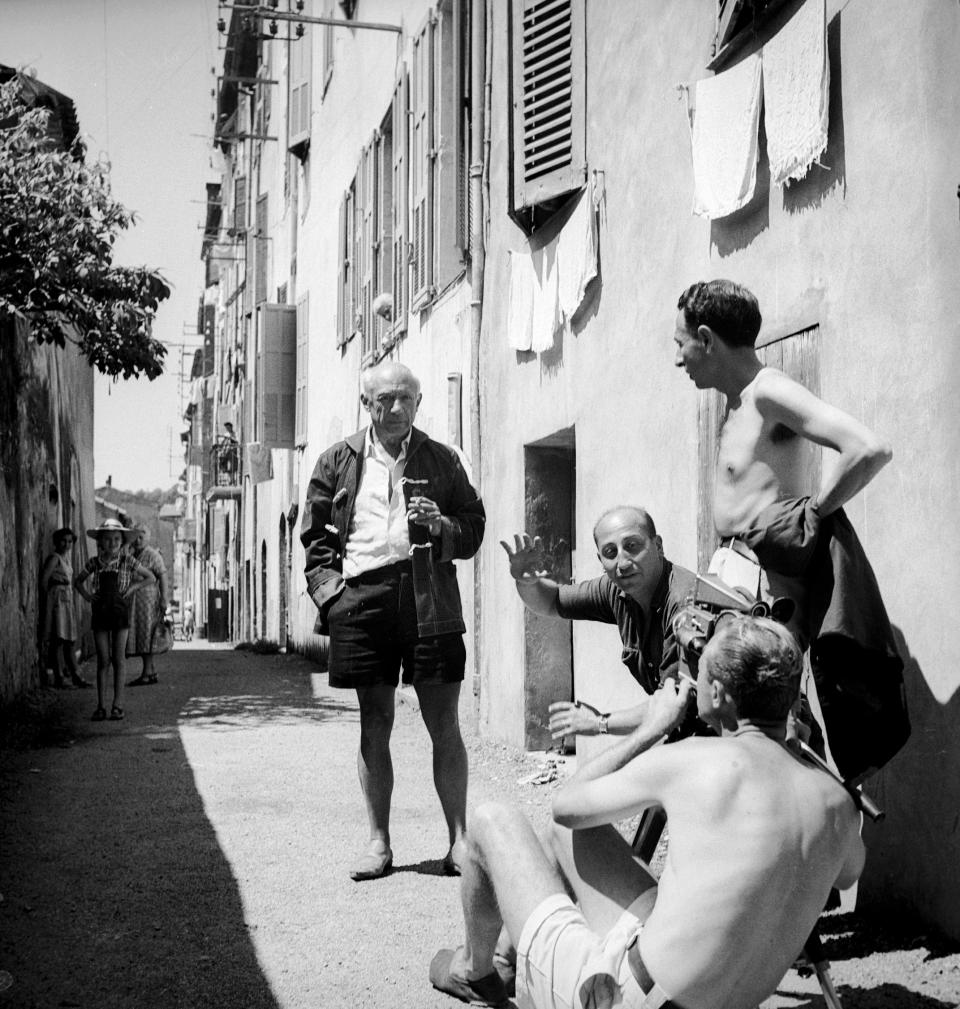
[644,678,695,738]
[500,532,552,583]
[548,701,604,740]
[407,495,442,537]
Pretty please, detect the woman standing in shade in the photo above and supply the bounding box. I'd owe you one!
[40,528,90,689]
[126,528,170,687]
[74,519,155,722]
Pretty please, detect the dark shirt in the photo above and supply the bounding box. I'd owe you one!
[555,560,697,695]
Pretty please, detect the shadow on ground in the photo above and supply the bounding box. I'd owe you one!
[0,646,333,1009]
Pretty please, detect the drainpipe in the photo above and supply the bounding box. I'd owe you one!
[469,0,487,718]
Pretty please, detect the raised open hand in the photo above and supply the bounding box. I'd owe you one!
[499,532,553,583]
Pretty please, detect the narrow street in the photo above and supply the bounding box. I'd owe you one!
[1,644,957,1009]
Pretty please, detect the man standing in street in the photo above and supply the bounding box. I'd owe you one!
[500,507,696,742]
[673,279,905,781]
[301,361,485,880]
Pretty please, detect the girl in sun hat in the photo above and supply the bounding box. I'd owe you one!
[74,518,155,722]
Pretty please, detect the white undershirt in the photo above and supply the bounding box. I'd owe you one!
[341,429,412,579]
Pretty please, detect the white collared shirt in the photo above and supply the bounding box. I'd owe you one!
[341,429,412,578]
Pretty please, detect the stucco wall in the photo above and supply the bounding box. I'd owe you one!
[477,0,960,936]
[0,320,95,704]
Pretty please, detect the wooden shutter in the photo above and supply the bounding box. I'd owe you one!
[336,186,354,347]
[434,0,468,290]
[696,325,822,569]
[391,70,409,334]
[256,303,297,448]
[375,116,393,353]
[321,0,335,95]
[234,176,247,233]
[295,293,309,445]
[410,13,435,307]
[288,0,313,156]
[255,194,268,306]
[510,0,586,214]
[358,141,377,360]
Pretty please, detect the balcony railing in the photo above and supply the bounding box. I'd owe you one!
[211,438,240,487]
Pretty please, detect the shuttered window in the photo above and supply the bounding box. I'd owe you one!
[336,184,355,347]
[288,0,312,158]
[374,115,393,355]
[510,0,586,228]
[295,293,309,446]
[321,0,335,97]
[357,141,377,361]
[233,176,247,234]
[255,194,268,306]
[391,70,409,335]
[256,303,298,449]
[410,13,435,308]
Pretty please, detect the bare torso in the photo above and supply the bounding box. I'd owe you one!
[637,734,860,1009]
[713,368,809,537]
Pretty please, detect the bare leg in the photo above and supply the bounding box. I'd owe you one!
[94,630,111,709]
[142,653,155,681]
[355,685,396,855]
[455,802,566,980]
[51,638,67,688]
[111,630,129,710]
[415,681,468,861]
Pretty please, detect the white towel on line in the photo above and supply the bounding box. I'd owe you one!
[531,244,559,354]
[763,0,829,187]
[506,249,535,351]
[557,185,598,326]
[689,51,763,219]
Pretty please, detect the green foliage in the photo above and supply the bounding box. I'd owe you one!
[0,77,171,380]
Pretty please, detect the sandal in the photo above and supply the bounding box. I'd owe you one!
[91,707,107,721]
[127,675,157,687]
[109,705,125,721]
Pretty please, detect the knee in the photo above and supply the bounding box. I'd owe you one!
[469,801,517,849]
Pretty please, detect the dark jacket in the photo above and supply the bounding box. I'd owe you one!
[742,496,910,784]
[300,427,485,637]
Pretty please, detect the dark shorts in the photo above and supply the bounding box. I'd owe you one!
[326,563,466,690]
[91,597,130,633]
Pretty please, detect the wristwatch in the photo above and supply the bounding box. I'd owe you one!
[597,713,610,735]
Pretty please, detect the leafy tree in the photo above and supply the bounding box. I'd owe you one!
[0,75,171,380]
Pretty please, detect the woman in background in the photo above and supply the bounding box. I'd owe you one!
[74,519,154,722]
[40,528,90,689]
[126,528,170,687]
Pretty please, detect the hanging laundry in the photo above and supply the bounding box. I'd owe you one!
[557,184,598,327]
[763,0,829,187]
[689,51,763,219]
[531,243,559,354]
[506,249,535,351]
[246,442,274,484]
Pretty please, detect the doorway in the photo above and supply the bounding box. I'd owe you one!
[523,428,576,750]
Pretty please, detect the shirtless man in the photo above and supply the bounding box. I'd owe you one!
[430,615,864,1009]
[673,279,892,645]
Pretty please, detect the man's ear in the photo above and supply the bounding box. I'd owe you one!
[415,393,423,408]
[697,324,715,352]
[654,535,664,558]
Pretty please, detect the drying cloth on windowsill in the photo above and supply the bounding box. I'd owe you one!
[763,0,830,186]
[689,51,763,219]
[246,442,274,484]
[507,249,536,351]
[557,185,598,327]
[531,242,559,354]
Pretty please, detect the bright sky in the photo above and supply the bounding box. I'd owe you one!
[2,0,220,492]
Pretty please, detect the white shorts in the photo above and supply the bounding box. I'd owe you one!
[515,893,652,1009]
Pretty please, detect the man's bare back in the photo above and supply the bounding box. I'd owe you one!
[714,368,811,537]
[636,732,863,1009]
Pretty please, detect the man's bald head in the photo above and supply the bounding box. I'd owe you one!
[360,360,422,452]
[361,360,421,398]
[592,505,657,545]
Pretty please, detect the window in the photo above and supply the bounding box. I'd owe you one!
[374,110,394,353]
[321,0,335,97]
[336,182,355,347]
[356,141,376,360]
[295,293,309,445]
[256,304,297,448]
[509,0,586,233]
[710,0,797,70]
[288,0,312,159]
[255,194,268,306]
[390,71,409,336]
[233,176,247,235]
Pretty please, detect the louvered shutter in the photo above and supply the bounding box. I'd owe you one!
[358,141,377,360]
[410,13,435,307]
[288,0,313,157]
[256,304,297,449]
[295,293,309,445]
[255,194,268,306]
[391,70,409,333]
[234,176,247,233]
[336,190,351,347]
[510,0,586,213]
[375,121,393,353]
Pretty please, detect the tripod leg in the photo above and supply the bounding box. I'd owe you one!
[803,922,843,1009]
[631,806,667,864]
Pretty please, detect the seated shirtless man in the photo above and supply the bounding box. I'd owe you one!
[673,279,892,648]
[430,615,864,1009]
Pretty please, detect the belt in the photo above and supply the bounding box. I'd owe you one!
[719,536,759,563]
[344,560,411,586]
[625,940,680,1009]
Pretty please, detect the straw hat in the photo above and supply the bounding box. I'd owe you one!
[85,518,138,543]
